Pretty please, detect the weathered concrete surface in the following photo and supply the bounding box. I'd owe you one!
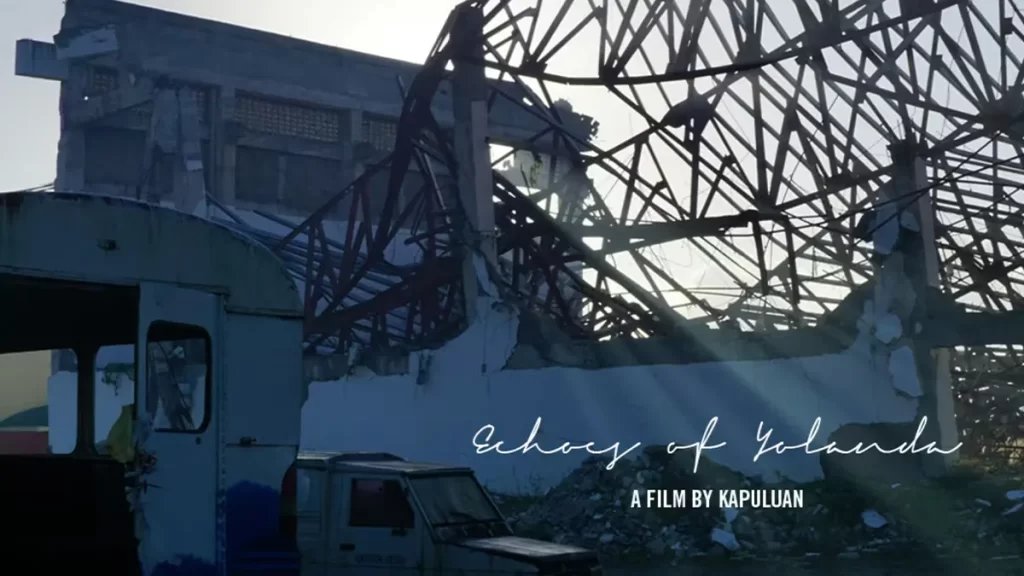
[301,294,926,493]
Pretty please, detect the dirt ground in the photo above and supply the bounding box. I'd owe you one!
[605,555,1024,575]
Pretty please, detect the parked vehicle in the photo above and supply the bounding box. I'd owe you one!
[282,451,602,575]
[0,192,303,575]
[0,192,601,575]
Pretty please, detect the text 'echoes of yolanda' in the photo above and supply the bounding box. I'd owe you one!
[632,488,805,510]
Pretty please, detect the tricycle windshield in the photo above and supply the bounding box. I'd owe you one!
[408,474,503,527]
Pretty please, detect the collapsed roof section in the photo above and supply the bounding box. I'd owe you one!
[15,0,1024,361]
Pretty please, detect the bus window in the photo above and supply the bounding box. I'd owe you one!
[145,322,210,433]
[0,349,76,455]
[94,344,134,457]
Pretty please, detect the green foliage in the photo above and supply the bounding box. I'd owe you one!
[101,362,134,388]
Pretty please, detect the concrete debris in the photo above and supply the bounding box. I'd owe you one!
[710,528,740,551]
[722,507,739,525]
[496,448,1024,562]
[874,314,902,343]
[861,509,887,529]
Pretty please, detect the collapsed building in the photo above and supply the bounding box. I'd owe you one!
[10,0,1024,497]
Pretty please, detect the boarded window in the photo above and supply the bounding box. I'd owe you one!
[361,114,398,153]
[83,128,213,199]
[282,154,340,212]
[84,68,209,123]
[84,127,145,187]
[235,146,280,203]
[187,89,211,125]
[85,67,118,97]
[235,95,339,142]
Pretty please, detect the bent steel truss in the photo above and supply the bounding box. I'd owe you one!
[217,0,1024,353]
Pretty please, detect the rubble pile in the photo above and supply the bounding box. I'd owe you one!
[496,447,1024,564]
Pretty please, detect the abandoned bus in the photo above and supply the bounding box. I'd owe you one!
[0,191,602,575]
[0,192,304,575]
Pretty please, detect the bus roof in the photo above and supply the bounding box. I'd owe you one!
[0,192,301,317]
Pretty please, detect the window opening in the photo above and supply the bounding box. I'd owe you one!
[349,479,414,528]
[145,322,210,433]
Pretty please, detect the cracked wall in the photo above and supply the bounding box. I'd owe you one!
[300,290,928,493]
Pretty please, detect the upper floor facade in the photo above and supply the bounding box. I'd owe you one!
[16,0,595,221]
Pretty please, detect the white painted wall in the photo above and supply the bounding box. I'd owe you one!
[299,295,924,494]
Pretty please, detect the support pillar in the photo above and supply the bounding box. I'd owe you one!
[55,65,87,194]
[215,86,238,205]
[341,108,364,217]
[889,140,959,475]
[174,87,208,216]
[342,108,363,180]
[450,5,497,323]
[72,344,98,456]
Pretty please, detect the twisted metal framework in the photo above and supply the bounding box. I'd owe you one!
[221,0,1024,453]
[473,0,1024,324]
[257,0,1021,339]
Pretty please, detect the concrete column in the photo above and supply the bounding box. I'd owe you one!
[276,154,288,204]
[890,141,959,475]
[55,65,87,193]
[341,108,363,189]
[173,87,207,216]
[451,5,497,321]
[72,344,97,456]
[217,86,238,205]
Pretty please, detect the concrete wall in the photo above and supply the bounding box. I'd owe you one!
[39,290,926,494]
[299,294,925,494]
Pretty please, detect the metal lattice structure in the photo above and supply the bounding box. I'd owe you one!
[236,0,1022,340]
[28,0,1015,452]
[203,0,1024,454]
[468,0,1024,326]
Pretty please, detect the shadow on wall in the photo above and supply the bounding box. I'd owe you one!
[300,303,923,494]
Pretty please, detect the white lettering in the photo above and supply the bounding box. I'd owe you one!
[471,417,642,470]
[754,416,962,462]
[666,417,727,473]
[473,417,961,474]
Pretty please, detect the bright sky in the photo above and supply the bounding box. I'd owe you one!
[0,0,1017,322]
[0,0,461,191]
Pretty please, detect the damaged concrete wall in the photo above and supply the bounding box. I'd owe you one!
[300,292,928,494]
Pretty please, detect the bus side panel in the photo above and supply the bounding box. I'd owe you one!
[222,313,303,575]
[223,314,302,446]
[224,446,302,575]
